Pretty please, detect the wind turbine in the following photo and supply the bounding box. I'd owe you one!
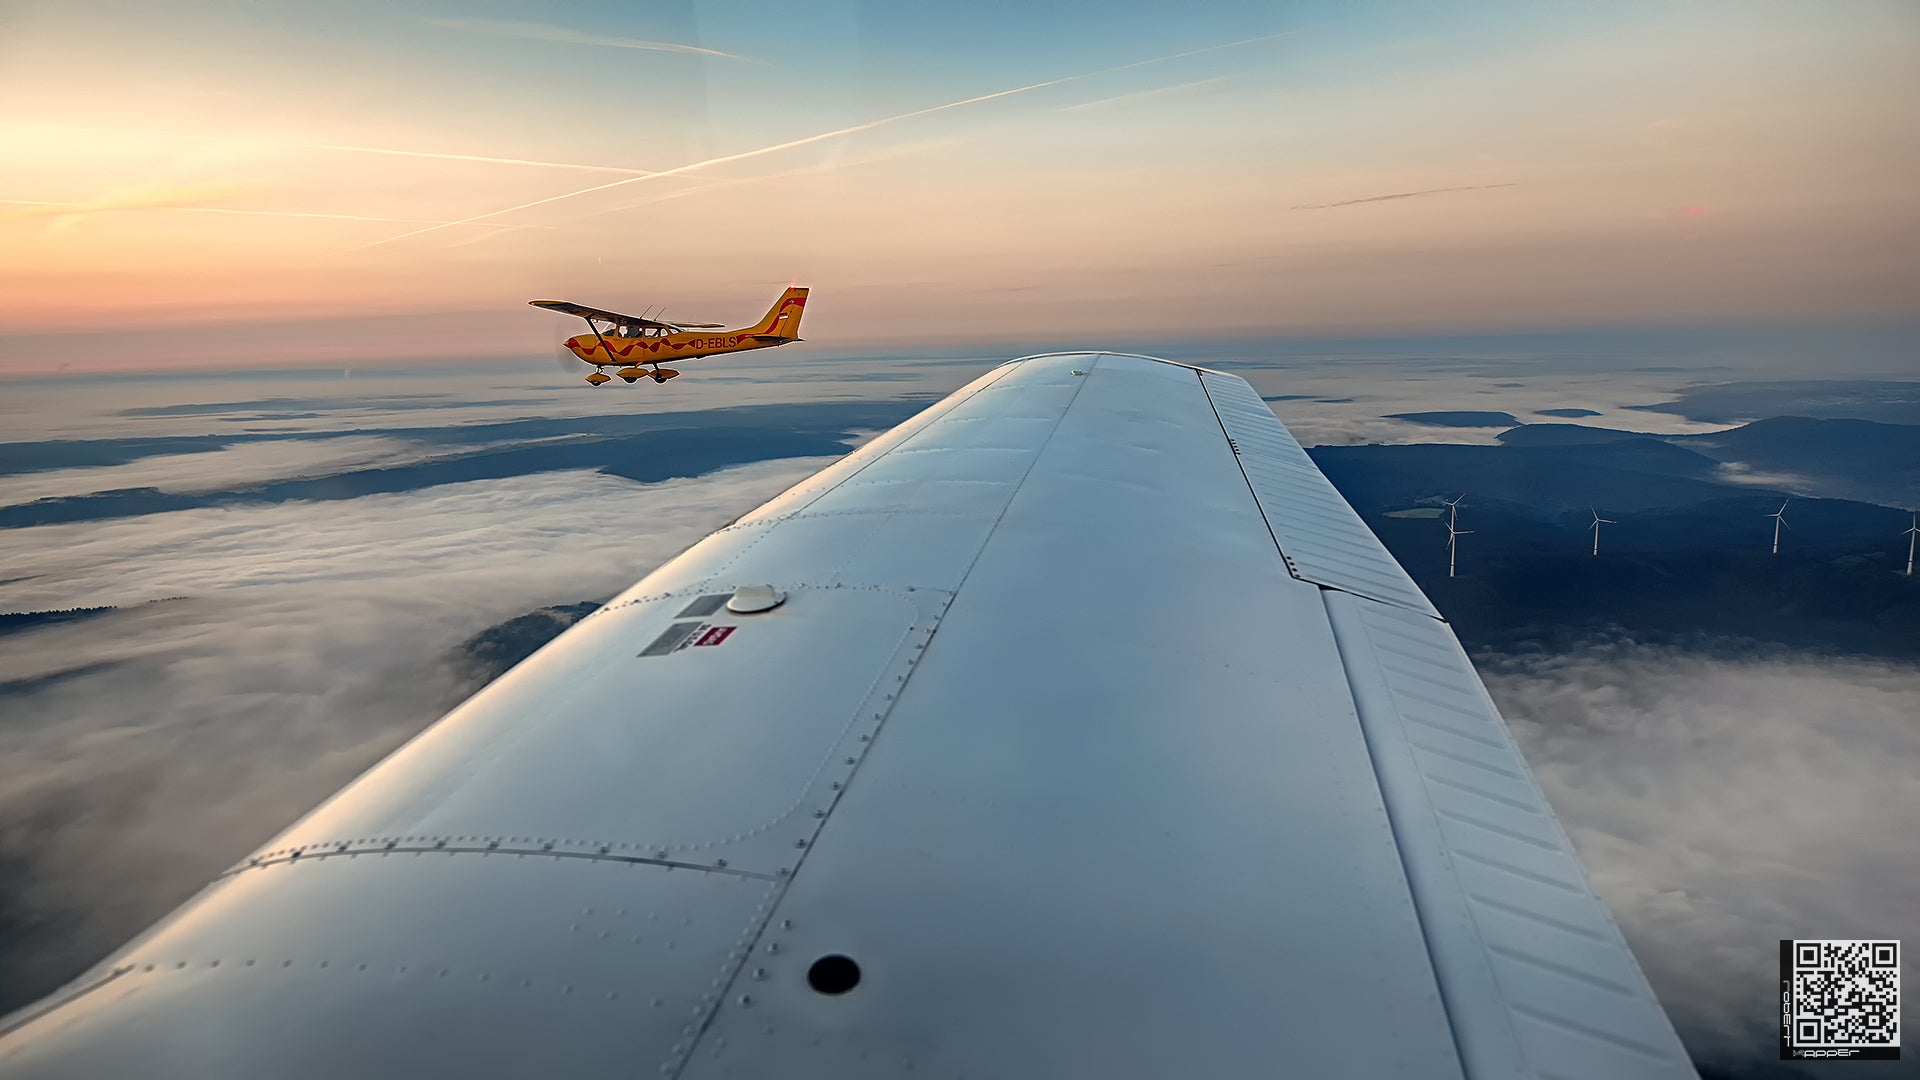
[1589,507,1616,557]
[1903,512,1918,576]
[1766,499,1790,555]
[1443,494,1471,578]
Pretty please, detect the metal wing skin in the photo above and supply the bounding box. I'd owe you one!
[0,353,1696,1079]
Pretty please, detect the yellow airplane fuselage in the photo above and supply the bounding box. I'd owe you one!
[566,330,784,366]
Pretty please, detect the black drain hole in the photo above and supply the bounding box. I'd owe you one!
[807,954,861,995]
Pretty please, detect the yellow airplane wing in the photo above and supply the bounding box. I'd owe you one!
[529,300,669,329]
[529,300,724,330]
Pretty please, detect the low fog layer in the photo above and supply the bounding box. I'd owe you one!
[0,460,828,1009]
[1487,646,1920,1077]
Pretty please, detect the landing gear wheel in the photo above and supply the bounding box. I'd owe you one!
[584,371,612,387]
[621,375,638,383]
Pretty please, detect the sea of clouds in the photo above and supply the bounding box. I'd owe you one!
[0,459,829,1010]
[1487,646,1919,1077]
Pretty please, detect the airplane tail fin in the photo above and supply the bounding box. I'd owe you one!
[743,286,807,341]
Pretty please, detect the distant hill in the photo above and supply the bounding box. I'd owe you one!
[1535,408,1602,418]
[1312,440,1735,516]
[1496,424,1651,447]
[1627,380,1920,425]
[1496,416,1920,508]
[1371,497,1920,661]
[1682,417,1920,505]
[447,601,602,696]
[0,399,931,482]
[1310,438,1920,660]
[1383,410,1520,428]
[0,399,931,529]
[0,606,119,637]
[0,598,189,639]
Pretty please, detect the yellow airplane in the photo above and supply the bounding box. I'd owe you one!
[530,286,808,385]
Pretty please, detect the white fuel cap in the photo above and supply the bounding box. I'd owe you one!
[726,585,787,614]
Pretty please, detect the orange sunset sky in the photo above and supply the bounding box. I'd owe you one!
[2,0,1915,371]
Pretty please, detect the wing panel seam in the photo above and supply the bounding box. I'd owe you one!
[668,360,1098,1078]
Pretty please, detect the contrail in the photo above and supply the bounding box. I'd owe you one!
[596,137,969,217]
[1292,183,1519,210]
[353,30,1300,251]
[1066,76,1232,111]
[0,121,657,175]
[424,17,752,61]
[0,198,537,228]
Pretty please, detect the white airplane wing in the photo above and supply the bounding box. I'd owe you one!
[0,353,1696,1078]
